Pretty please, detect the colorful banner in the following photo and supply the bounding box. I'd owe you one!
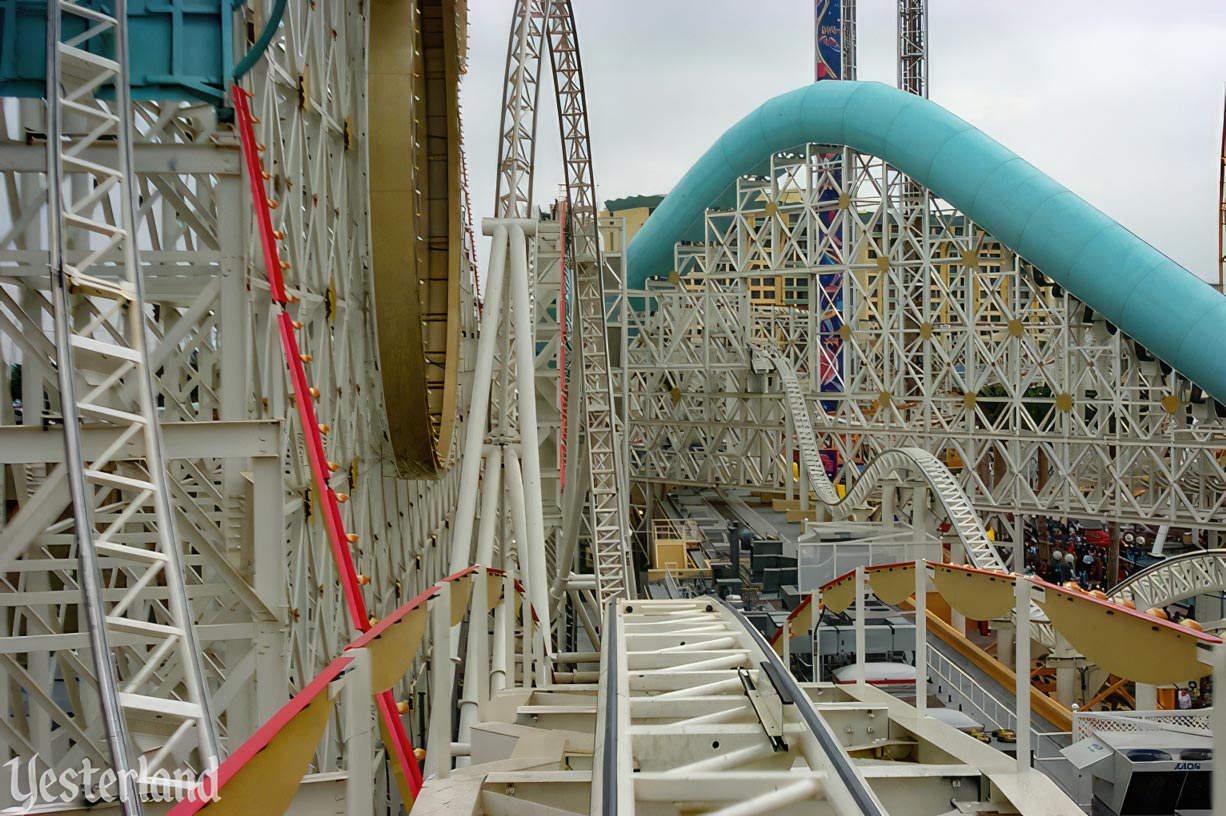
[815,0,843,81]
[815,1,845,476]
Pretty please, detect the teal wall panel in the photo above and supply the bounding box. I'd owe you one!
[0,1,230,103]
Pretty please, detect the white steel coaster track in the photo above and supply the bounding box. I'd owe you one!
[755,343,1061,644]
[45,1,218,808]
[755,344,1006,571]
[452,0,630,623]
[545,3,636,609]
[1109,549,1226,616]
[593,597,888,815]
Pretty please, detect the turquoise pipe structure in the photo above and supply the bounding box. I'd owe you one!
[626,81,1226,404]
[232,0,287,81]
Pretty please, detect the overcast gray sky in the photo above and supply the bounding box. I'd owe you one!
[461,1,1226,283]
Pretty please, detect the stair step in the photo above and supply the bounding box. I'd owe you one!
[77,401,145,426]
[84,468,155,493]
[65,269,134,301]
[70,334,141,362]
[118,693,202,720]
[96,541,168,564]
[107,616,182,639]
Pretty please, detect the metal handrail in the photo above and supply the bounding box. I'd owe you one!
[1032,734,1087,807]
[926,640,1017,732]
[926,641,1085,799]
[663,568,682,600]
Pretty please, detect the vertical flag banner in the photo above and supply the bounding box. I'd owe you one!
[814,1,846,477]
[815,0,843,81]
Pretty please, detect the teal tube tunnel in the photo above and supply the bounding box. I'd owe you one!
[625,81,1226,404]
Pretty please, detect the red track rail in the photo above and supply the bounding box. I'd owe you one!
[233,87,423,799]
[171,566,507,815]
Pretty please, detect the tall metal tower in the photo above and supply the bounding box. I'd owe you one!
[898,0,928,97]
[841,0,857,81]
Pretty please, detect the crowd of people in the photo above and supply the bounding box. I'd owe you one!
[1012,515,1214,709]
[1017,516,1152,591]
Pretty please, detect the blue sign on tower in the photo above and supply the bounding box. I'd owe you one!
[815,0,842,81]
[814,0,846,478]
